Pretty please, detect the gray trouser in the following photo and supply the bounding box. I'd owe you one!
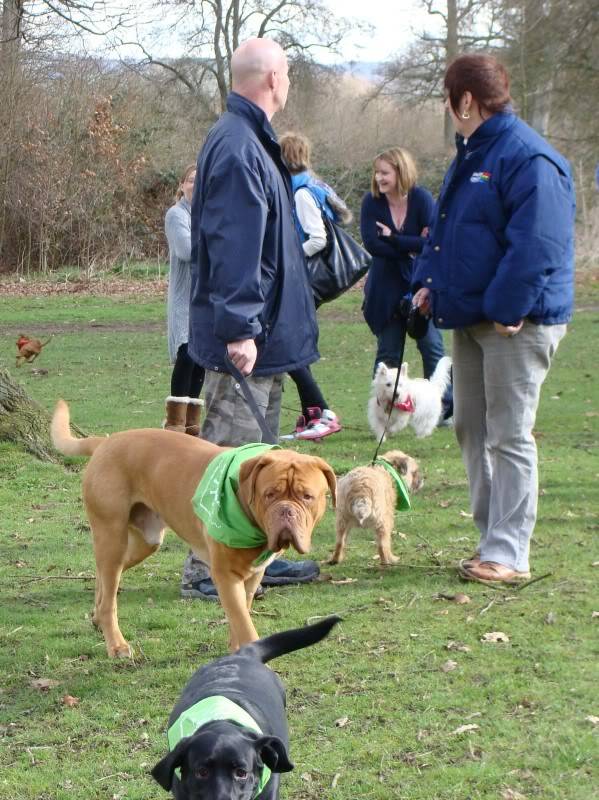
[182,370,284,586]
[452,321,566,573]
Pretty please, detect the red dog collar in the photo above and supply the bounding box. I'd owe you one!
[394,396,415,413]
[379,395,415,414]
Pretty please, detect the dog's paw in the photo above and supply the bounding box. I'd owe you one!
[108,641,134,659]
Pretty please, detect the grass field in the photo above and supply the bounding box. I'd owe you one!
[1,275,598,800]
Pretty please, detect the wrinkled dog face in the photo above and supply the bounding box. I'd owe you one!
[239,452,336,554]
[380,449,424,493]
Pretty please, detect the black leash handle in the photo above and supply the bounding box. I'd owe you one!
[224,355,278,445]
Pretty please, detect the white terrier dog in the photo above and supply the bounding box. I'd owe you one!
[367,356,452,440]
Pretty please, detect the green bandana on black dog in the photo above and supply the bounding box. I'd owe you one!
[167,695,271,794]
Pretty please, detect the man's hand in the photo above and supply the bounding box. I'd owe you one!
[494,320,524,338]
[412,287,431,316]
[227,339,257,376]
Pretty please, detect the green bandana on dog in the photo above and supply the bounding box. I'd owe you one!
[192,443,280,565]
[167,695,271,795]
[374,458,411,510]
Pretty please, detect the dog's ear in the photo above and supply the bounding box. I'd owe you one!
[312,457,337,508]
[375,361,387,377]
[399,362,408,378]
[255,735,294,773]
[238,453,279,506]
[150,738,191,791]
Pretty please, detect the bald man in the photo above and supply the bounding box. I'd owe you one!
[181,38,321,599]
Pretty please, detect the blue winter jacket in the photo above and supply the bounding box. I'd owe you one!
[188,93,319,376]
[361,186,434,336]
[412,112,575,329]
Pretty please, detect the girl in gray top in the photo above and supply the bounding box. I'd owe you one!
[164,164,205,434]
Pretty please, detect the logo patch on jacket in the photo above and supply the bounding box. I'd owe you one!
[470,171,491,183]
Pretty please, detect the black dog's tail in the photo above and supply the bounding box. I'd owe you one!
[240,616,341,664]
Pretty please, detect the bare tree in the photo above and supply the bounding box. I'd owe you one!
[374,0,501,146]
[0,1,135,266]
[117,0,364,119]
[497,0,598,138]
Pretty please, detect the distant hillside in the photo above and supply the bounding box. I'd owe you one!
[337,61,384,83]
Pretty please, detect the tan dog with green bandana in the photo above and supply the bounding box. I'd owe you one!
[51,400,336,658]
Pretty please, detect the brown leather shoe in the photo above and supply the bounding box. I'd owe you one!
[458,553,481,569]
[457,560,531,586]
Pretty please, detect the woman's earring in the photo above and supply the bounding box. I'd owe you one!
[461,110,470,120]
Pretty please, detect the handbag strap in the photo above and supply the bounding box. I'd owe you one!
[224,355,278,445]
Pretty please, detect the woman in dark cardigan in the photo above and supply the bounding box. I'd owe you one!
[361,147,452,419]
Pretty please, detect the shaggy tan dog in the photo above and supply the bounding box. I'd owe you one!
[327,450,422,566]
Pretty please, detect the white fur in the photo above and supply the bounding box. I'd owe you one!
[367,356,452,440]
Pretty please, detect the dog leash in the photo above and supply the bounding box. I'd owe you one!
[370,336,406,465]
[224,355,278,445]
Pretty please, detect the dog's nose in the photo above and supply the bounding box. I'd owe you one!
[279,504,298,520]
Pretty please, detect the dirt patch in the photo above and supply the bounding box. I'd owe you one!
[0,277,167,298]
[0,321,164,334]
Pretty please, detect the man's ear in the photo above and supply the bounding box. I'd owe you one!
[255,735,294,773]
[150,738,191,791]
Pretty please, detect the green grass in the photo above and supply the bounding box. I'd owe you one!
[0,277,598,799]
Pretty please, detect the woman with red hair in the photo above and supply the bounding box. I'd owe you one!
[413,54,575,586]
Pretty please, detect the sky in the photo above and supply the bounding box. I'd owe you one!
[322,0,440,64]
[80,0,441,66]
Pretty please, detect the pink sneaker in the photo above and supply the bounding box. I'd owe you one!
[279,413,307,441]
[295,409,341,441]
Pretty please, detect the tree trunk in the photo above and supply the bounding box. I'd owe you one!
[0,368,83,461]
[0,0,23,262]
[443,0,459,148]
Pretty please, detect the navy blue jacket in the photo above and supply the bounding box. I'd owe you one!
[360,186,434,336]
[189,93,319,376]
[412,113,575,329]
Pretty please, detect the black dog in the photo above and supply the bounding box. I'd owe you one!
[151,616,341,799]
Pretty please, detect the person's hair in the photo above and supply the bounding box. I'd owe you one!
[175,164,196,201]
[280,132,312,174]
[444,54,512,117]
[371,148,418,197]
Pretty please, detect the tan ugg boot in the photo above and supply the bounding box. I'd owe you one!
[164,396,188,433]
[185,398,204,436]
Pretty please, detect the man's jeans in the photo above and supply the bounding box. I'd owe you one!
[182,370,284,587]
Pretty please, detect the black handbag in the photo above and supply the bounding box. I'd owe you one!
[306,215,371,307]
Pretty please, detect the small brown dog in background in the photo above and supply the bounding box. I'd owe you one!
[15,335,52,367]
[328,449,423,566]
